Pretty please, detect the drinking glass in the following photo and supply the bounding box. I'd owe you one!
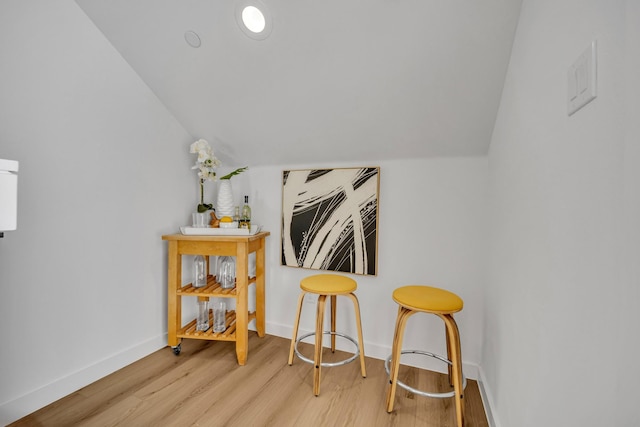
[196,300,210,331]
[213,301,226,333]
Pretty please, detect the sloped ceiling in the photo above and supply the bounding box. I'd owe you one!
[75,0,521,167]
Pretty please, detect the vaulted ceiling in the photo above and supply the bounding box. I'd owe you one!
[75,0,522,166]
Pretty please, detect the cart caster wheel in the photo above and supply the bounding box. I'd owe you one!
[172,344,181,355]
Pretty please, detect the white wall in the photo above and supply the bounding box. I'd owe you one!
[483,1,640,426]
[0,1,195,424]
[618,3,640,425]
[244,157,488,376]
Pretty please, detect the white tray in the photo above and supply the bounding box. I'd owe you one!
[180,224,262,236]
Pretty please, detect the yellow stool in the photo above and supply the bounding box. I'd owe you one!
[386,285,465,427]
[288,274,367,396]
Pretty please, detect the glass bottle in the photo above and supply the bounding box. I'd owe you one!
[217,256,236,289]
[194,255,207,288]
[240,195,251,230]
[233,206,240,226]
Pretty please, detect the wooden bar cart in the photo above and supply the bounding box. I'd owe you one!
[162,231,270,365]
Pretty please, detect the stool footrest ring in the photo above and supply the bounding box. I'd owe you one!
[294,331,360,368]
[385,350,467,399]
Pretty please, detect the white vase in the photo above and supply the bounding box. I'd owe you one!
[216,180,234,217]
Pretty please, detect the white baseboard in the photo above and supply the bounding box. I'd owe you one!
[477,365,500,427]
[0,334,167,426]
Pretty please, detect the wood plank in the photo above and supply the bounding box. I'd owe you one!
[10,335,489,427]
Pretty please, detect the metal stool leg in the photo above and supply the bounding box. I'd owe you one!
[288,291,306,365]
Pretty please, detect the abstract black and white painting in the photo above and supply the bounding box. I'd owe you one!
[282,167,379,276]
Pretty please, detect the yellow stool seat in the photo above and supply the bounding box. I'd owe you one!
[289,274,367,396]
[301,274,357,295]
[393,285,463,314]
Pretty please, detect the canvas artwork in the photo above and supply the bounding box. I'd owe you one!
[281,167,379,276]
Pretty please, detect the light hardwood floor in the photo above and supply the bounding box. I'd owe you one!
[11,334,489,427]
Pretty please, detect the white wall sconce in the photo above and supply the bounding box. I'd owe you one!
[0,159,19,238]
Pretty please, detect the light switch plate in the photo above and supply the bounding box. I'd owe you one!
[568,40,597,116]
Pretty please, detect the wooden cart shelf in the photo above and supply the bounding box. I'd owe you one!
[177,274,257,298]
[177,310,257,342]
[162,231,270,365]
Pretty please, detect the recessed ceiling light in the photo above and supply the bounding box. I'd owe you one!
[184,30,201,48]
[242,6,266,33]
[235,0,272,41]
